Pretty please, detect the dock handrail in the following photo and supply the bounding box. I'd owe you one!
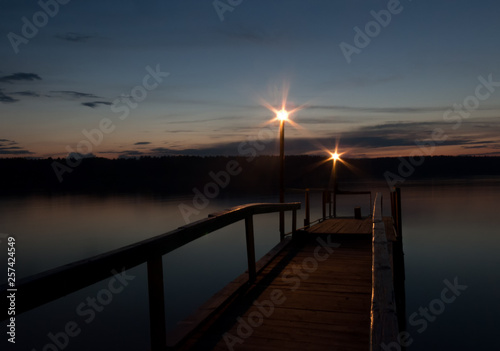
[370,193,399,351]
[1,201,300,351]
[322,189,372,220]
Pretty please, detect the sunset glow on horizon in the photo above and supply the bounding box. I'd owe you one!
[2,1,500,159]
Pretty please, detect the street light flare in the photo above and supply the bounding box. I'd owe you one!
[277,109,289,121]
[330,152,340,161]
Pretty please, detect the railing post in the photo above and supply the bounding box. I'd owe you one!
[292,208,297,235]
[328,190,332,218]
[279,211,285,241]
[390,190,396,223]
[396,187,402,237]
[381,193,383,217]
[370,192,373,216]
[390,187,402,238]
[304,189,310,228]
[392,187,406,336]
[333,187,337,218]
[322,190,326,220]
[245,216,257,283]
[147,256,166,351]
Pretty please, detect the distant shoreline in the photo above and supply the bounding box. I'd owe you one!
[1,155,499,195]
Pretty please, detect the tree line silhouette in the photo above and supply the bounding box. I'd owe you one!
[0,155,499,195]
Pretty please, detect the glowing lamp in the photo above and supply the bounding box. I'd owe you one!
[277,109,289,121]
[330,152,340,161]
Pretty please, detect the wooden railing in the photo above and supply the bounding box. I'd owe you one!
[370,192,399,351]
[390,187,406,335]
[0,202,300,351]
[288,187,373,228]
[322,189,372,220]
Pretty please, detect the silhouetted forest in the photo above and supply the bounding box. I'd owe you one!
[0,156,499,195]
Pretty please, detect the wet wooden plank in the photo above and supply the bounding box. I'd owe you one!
[306,217,396,240]
[307,218,373,234]
[175,234,373,350]
[166,238,294,347]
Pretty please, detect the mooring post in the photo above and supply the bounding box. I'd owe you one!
[147,256,167,351]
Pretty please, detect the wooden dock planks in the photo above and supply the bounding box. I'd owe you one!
[307,217,396,240]
[173,217,398,350]
[307,218,373,235]
[175,233,373,350]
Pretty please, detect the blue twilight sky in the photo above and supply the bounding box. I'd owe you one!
[1,0,500,159]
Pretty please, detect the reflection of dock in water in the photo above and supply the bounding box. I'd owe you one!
[1,189,405,351]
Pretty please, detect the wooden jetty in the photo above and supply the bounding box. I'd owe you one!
[170,189,405,351]
[1,188,405,351]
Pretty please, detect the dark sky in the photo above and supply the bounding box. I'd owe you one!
[1,0,500,158]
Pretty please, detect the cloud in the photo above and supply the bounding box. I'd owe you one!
[50,91,110,107]
[306,103,500,115]
[0,90,18,103]
[0,150,34,155]
[0,139,33,155]
[294,115,368,125]
[11,91,40,97]
[461,141,498,149]
[164,115,243,125]
[55,32,93,43]
[0,73,42,83]
[81,101,112,108]
[116,150,146,159]
[307,104,446,114]
[0,146,22,150]
[0,88,41,103]
[51,90,101,99]
[134,142,151,145]
[165,129,192,133]
[141,119,500,157]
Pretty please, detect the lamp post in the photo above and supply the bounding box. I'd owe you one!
[277,109,288,240]
[330,152,340,218]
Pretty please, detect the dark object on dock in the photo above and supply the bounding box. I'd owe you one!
[354,206,362,219]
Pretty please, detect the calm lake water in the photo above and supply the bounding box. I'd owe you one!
[1,179,499,350]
